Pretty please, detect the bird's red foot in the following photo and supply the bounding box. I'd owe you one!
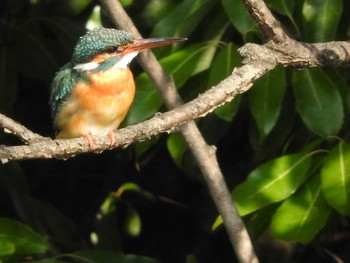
[82,133,95,149]
[108,130,116,148]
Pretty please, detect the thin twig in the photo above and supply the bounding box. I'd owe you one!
[0,113,45,144]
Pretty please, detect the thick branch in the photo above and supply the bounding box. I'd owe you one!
[0,62,271,160]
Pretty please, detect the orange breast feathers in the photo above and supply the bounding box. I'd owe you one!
[55,67,136,139]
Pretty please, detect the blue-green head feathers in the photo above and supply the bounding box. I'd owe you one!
[72,28,133,64]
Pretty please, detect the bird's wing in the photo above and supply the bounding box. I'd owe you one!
[49,62,79,121]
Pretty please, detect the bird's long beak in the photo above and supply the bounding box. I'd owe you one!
[122,37,187,54]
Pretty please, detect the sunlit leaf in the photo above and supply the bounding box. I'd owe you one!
[271,175,331,243]
[167,133,188,167]
[211,215,223,231]
[266,0,300,36]
[233,153,313,216]
[152,0,217,37]
[115,182,155,201]
[324,68,350,115]
[321,142,350,215]
[266,0,295,15]
[292,68,344,136]
[123,206,141,237]
[0,218,49,255]
[221,0,258,36]
[302,0,343,41]
[0,239,15,256]
[208,43,241,122]
[249,67,286,141]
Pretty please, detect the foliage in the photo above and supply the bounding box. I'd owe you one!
[0,0,350,262]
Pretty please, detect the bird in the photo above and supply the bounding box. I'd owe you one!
[49,28,186,148]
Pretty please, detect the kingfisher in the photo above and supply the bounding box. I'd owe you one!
[50,28,185,148]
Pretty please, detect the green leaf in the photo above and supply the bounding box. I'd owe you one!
[302,0,343,42]
[221,0,258,37]
[126,43,218,124]
[265,0,300,37]
[0,239,15,256]
[208,43,241,122]
[271,175,331,244]
[266,0,295,16]
[0,218,49,255]
[292,68,344,136]
[211,216,223,232]
[213,97,241,122]
[208,44,240,86]
[167,133,188,167]
[70,251,160,263]
[324,68,350,115]
[123,205,141,237]
[321,142,350,215]
[249,67,286,140]
[233,153,313,216]
[152,0,217,37]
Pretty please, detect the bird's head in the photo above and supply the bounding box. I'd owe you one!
[72,28,185,71]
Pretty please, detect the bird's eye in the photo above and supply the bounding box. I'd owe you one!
[106,47,118,54]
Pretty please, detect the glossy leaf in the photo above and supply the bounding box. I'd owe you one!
[123,205,141,237]
[266,0,299,36]
[321,142,350,215]
[233,153,313,216]
[152,0,217,37]
[221,0,258,36]
[208,43,241,122]
[0,239,15,256]
[271,175,331,243]
[266,0,295,16]
[126,43,217,124]
[0,218,49,255]
[302,0,343,42]
[292,68,344,136]
[249,67,286,140]
[167,133,188,167]
[211,216,223,232]
[324,68,350,115]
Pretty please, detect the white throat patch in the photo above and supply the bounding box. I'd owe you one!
[73,51,139,71]
[73,61,99,71]
[114,51,139,68]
